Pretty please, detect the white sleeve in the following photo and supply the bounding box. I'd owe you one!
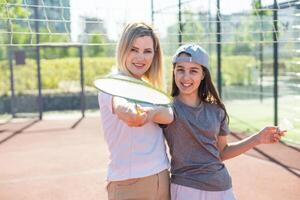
[98,92,113,113]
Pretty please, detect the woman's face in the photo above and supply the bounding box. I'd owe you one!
[125,36,155,79]
[174,59,205,97]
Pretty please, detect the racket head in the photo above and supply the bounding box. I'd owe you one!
[94,74,172,106]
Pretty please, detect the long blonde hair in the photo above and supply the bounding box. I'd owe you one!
[116,22,164,90]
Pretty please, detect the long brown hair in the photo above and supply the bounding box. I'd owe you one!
[171,65,229,123]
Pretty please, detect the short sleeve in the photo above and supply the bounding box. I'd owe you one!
[158,105,175,129]
[161,106,177,134]
[219,110,230,136]
[98,92,113,113]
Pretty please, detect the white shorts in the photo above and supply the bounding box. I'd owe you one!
[171,183,236,200]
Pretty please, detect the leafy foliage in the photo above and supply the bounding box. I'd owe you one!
[0,57,115,95]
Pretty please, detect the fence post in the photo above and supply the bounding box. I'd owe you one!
[34,0,43,120]
[8,48,16,117]
[178,0,182,46]
[258,0,264,103]
[151,0,154,24]
[273,0,278,126]
[216,0,222,97]
[79,46,85,118]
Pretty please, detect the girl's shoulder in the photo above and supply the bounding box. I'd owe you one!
[204,102,227,121]
[204,102,221,111]
[205,101,224,112]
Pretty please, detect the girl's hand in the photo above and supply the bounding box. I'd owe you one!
[256,126,286,144]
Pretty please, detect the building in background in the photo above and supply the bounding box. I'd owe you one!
[77,16,107,43]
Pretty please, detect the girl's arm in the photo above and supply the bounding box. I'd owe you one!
[112,97,174,126]
[218,127,285,161]
[139,105,174,125]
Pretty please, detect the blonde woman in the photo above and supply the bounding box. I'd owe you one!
[98,22,173,200]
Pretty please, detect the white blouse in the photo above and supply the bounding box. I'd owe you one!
[98,92,170,181]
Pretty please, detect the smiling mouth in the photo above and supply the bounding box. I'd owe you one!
[181,83,192,88]
[133,63,145,69]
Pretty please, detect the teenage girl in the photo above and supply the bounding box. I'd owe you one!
[163,44,285,200]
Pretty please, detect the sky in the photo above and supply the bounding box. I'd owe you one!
[70,0,283,41]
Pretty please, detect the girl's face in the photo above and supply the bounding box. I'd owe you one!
[125,36,154,79]
[174,60,205,97]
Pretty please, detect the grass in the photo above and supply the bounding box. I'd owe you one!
[226,96,300,145]
[0,114,12,121]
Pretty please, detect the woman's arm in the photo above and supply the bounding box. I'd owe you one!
[218,126,285,161]
[112,96,147,127]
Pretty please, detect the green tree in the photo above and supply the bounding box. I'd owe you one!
[0,0,29,59]
[251,0,271,16]
[251,0,272,101]
[163,10,205,56]
[86,34,105,57]
[181,11,205,42]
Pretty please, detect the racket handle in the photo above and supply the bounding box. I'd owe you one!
[135,102,143,115]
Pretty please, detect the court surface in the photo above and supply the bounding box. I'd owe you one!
[0,116,299,200]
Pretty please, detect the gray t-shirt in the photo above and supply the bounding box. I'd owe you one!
[163,98,232,191]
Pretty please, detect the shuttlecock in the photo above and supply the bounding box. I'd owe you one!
[279,118,294,131]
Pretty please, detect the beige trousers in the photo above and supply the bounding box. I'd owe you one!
[107,169,170,200]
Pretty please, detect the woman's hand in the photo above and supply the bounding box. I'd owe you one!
[135,105,174,125]
[125,104,148,127]
[113,97,148,127]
